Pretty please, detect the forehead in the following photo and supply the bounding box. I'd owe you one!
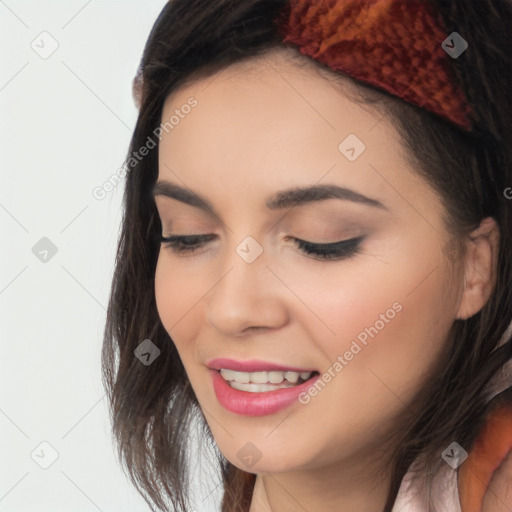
[163,53,376,158]
[155,47,440,220]
[160,47,380,136]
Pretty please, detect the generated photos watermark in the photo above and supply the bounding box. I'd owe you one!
[298,301,403,405]
[92,96,198,200]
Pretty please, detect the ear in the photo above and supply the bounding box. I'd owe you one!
[456,217,500,320]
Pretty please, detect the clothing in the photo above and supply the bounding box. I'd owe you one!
[392,323,512,512]
[278,0,473,130]
[458,395,512,511]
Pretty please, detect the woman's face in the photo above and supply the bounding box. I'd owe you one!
[153,49,465,475]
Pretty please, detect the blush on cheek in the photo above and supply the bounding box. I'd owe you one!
[154,259,183,335]
[350,297,449,399]
[310,263,447,394]
[154,257,205,348]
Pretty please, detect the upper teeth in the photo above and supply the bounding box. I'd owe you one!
[219,369,313,384]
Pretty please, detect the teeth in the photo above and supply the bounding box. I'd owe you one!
[230,381,296,393]
[219,369,314,385]
[268,371,284,384]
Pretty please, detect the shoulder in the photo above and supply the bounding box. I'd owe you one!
[458,388,512,512]
[482,447,512,512]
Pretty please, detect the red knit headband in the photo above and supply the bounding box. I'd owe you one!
[277,0,473,130]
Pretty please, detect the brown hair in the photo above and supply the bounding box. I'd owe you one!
[101,1,512,510]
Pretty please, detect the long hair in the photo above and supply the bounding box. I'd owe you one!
[101,1,512,510]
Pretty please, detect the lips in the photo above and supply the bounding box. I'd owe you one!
[207,357,317,373]
[210,368,321,416]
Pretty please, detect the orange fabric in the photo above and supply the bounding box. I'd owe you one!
[458,399,512,512]
[278,0,473,130]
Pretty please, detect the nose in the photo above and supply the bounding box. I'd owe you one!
[205,244,289,337]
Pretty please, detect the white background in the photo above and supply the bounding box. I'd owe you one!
[0,1,222,510]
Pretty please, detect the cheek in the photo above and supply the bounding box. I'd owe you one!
[154,252,202,358]
[274,255,454,464]
[292,250,454,408]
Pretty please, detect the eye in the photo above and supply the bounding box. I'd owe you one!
[156,233,365,261]
[290,235,365,260]
[157,234,216,254]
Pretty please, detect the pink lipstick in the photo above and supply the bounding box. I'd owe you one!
[207,358,320,416]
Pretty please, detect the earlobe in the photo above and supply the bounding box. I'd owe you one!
[456,217,500,321]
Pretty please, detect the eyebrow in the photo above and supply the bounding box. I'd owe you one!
[151,180,389,216]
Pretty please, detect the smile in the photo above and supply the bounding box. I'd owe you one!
[210,369,321,416]
[219,369,315,392]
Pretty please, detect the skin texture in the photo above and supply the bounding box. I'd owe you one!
[153,48,499,511]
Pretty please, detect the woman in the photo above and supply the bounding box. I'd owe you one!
[101,1,512,510]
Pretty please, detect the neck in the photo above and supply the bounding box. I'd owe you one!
[248,456,394,512]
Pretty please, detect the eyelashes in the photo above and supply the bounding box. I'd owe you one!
[156,233,365,261]
[292,236,364,260]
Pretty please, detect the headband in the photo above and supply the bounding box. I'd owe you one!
[277,0,473,130]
